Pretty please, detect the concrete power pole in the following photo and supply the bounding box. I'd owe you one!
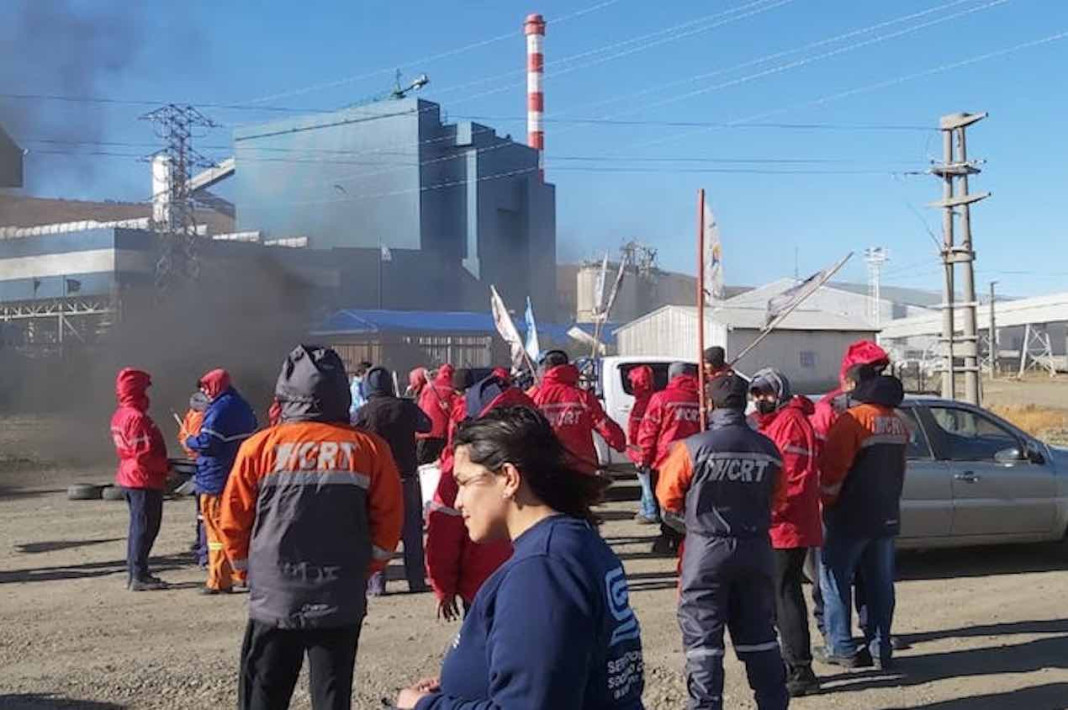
[930,112,990,404]
[988,280,998,379]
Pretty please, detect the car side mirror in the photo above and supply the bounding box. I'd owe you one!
[994,447,1023,465]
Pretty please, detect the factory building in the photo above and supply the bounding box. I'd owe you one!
[232,97,557,318]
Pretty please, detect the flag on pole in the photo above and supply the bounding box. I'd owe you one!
[593,252,609,316]
[703,203,724,303]
[601,254,628,322]
[490,285,527,371]
[524,296,541,362]
[765,252,854,326]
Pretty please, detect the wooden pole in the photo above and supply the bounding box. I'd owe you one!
[697,189,707,430]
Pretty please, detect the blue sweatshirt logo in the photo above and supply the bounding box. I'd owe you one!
[605,567,640,647]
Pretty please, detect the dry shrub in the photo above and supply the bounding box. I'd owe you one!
[989,404,1068,442]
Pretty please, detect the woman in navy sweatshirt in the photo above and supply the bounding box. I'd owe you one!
[396,405,646,709]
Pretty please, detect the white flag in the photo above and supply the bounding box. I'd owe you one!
[490,285,527,371]
[593,252,609,316]
[524,297,541,362]
[704,203,724,303]
[765,252,853,326]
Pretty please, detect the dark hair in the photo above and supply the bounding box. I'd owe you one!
[704,346,726,369]
[542,350,569,369]
[845,362,883,385]
[454,405,609,524]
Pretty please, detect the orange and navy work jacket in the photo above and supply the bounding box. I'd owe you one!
[818,402,908,538]
[219,421,403,629]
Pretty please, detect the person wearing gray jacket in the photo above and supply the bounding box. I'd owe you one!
[657,374,789,710]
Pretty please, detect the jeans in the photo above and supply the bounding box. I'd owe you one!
[123,487,163,583]
[772,547,812,669]
[636,467,660,520]
[819,532,896,661]
[401,476,427,590]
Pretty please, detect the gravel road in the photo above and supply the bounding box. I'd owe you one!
[1,465,1066,709]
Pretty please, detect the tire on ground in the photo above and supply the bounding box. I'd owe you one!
[67,483,105,501]
[101,485,126,501]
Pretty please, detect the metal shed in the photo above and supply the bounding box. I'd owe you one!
[615,305,877,392]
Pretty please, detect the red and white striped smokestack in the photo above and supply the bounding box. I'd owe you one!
[524,13,546,180]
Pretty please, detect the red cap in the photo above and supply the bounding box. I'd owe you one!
[840,340,889,378]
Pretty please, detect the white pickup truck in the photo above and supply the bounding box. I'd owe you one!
[586,356,694,472]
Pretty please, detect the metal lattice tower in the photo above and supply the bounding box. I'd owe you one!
[140,104,218,291]
[865,246,889,330]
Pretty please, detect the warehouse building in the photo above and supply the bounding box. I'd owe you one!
[615,303,877,392]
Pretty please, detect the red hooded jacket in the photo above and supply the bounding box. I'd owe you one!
[418,364,456,440]
[755,396,822,549]
[110,368,169,490]
[530,364,626,474]
[425,381,534,604]
[637,374,702,470]
[811,340,890,442]
[626,366,654,466]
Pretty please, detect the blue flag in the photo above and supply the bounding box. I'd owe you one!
[524,297,541,362]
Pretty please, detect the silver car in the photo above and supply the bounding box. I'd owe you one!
[898,396,1068,549]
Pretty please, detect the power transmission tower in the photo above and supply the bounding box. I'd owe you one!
[140,104,218,292]
[930,112,989,404]
[865,246,889,331]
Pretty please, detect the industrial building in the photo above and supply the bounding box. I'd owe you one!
[231,97,556,317]
[615,301,878,392]
[0,125,22,188]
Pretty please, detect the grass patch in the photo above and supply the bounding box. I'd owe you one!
[989,404,1068,444]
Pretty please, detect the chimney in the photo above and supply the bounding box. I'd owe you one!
[524,13,546,181]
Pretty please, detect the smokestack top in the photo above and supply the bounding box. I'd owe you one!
[524,14,546,35]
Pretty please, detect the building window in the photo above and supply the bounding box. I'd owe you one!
[800,350,816,369]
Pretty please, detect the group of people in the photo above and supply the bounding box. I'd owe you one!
[106,336,908,709]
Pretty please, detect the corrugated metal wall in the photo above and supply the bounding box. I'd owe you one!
[728,329,876,392]
[616,307,727,359]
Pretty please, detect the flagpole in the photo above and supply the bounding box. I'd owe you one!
[697,189,707,431]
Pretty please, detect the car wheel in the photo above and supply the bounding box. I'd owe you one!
[101,485,126,501]
[67,483,105,501]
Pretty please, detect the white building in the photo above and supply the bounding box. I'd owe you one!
[614,304,877,392]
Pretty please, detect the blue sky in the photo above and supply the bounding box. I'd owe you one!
[2,0,1067,297]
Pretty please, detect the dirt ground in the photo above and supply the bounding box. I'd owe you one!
[1,462,1066,710]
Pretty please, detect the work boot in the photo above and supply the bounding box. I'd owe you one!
[814,645,873,669]
[786,666,820,697]
[129,577,168,592]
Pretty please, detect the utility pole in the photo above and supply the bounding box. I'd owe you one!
[988,280,997,379]
[930,112,990,404]
[865,247,889,331]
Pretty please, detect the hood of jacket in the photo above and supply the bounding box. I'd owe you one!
[628,365,654,396]
[364,366,395,398]
[852,374,904,408]
[116,368,151,411]
[408,367,428,392]
[666,373,699,394]
[275,345,352,424]
[542,363,580,387]
[188,390,210,412]
[433,364,456,388]
[465,375,537,419]
[840,340,889,379]
[199,369,231,400]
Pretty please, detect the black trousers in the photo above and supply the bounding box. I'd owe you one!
[401,476,426,589]
[123,487,163,583]
[416,438,445,466]
[772,547,812,669]
[239,619,362,710]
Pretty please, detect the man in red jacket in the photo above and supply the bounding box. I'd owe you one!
[417,364,456,465]
[626,365,659,524]
[749,368,822,697]
[531,350,625,475]
[110,368,171,592]
[637,362,702,555]
[425,375,533,620]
